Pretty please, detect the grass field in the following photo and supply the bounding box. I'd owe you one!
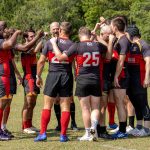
[0,62,150,150]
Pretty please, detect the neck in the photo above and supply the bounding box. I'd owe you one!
[80,36,90,42]
[115,31,125,39]
[59,33,69,39]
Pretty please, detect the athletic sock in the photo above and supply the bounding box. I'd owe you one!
[107,102,115,125]
[97,124,100,135]
[23,120,30,129]
[40,109,51,134]
[129,116,135,128]
[54,104,61,126]
[0,109,3,130]
[119,122,127,133]
[1,124,6,130]
[70,102,76,124]
[61,111,70,135]
[85,128,90,136]
[136,124,143,130]
[91,119,99,130]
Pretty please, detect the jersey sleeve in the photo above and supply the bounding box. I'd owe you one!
[42,40,52,56]
[119,37,129,55]
[64,43,78,57]
[141,41,150,58]
[0,39,4,50]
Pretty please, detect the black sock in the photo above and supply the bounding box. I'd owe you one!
[54,104,61,126]
[119,122,127,133]
[70,102,76,124]
[99,126,106,134]
[97,124,101,135]
[129,116,135,128]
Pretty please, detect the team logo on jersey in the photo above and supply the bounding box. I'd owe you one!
[60,39,66,44]
[87,42,93,46]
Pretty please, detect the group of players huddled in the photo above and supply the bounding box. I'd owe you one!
[0,15,149,142]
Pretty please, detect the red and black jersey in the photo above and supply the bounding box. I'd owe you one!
[42,37,74,72]
[65,41,107,83]
[127,40,150,85]
[0,38,11,77]
[21,52,37,78]
[110,35,131,81]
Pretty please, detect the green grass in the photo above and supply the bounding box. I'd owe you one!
[0,62,150,150]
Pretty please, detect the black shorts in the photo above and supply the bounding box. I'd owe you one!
[75,77,101,97]
[10,75,17,95]
[23,75,40,95]
[44,72,73,97]
[102,80,111,93]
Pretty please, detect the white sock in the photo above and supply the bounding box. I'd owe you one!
[91,119,98,130]
[1,124,6,130]
[85,128,90,136]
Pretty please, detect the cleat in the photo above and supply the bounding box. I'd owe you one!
[34,132,47,142]
[129,128,141,136]
[109,127,119,134]
[71,122,78,131]
[23,128,36,134]
[2,129,14,138]
[0,129,11,141]
[133,129,150,137]
[55,125,61,131]
[60,135,69,142]
[90,128,98,141]
[107,123,118,130]
[111,131,128,139]
[30,126,40,132]
[77,133,94,141]
[126,126,134,134]
[98,131,113,139]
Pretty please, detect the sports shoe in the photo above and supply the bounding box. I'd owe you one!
[71,122,78,131]
[34,132,47,142]
[2,129,14,138]
[0,129,11,141]
[132,129,150,137]
[55,125,61,131]
[30,126,40,132]
[107,123,118,130]
[126,126,134,134]
[98,131,113,139]
[129,128,141,136]
[109,127,119,134]
[23,128,36,134]
[77,133,94,141]
[90,128,98,141]
[111,131,128,139]
[60,135,69,142]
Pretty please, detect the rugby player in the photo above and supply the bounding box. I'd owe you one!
[127,26,150,136]
[34,22,74,142]
[15,29,44,134]
[50,27,112,141]
[110,17,131,138]
[0,21,21,140]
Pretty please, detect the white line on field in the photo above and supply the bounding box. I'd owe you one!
[101,144,137,150]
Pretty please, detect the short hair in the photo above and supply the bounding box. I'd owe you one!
[60,22,72,35]
[23,28,35,39]
[127,25,141,38]
[50,22,60,30]
[111,18,126,32]
[100,25,112,34]
[78,27,91,37]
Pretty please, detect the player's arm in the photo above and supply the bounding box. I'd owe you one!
[15,30,43,52]
[144,56,150,88]
[106,34,115,60]
[12,59,23,85]
[33,40,43,53]
[50,38,69,61]
[1,30,21,50]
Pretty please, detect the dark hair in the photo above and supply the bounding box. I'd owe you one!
[126,25,141,38]
[78,27,91,37]
[60,22,72,35]
[112,18,126,32]
[23,28,35,39]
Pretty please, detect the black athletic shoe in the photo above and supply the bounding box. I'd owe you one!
[55,125,61,131]
[3,129,14,138]
[71,122,78,131]
[98,131,113,139]
[0,129,11,141]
